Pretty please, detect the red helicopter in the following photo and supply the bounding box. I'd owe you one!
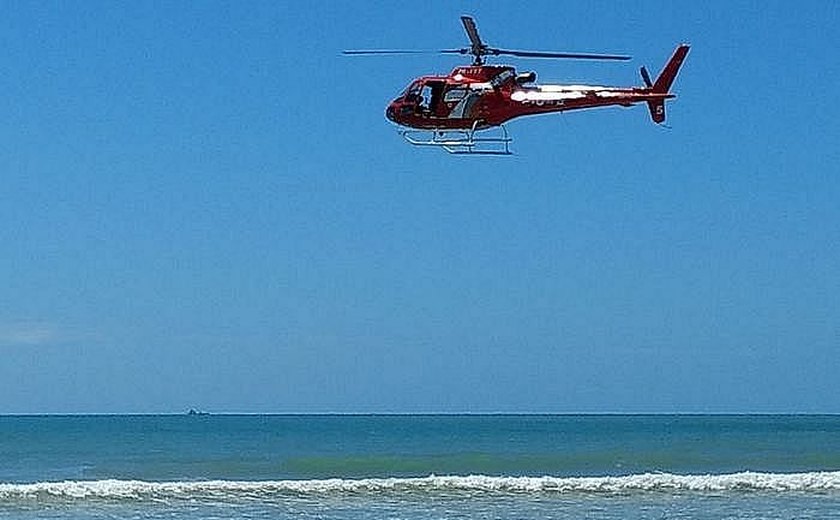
[345,16,689,155]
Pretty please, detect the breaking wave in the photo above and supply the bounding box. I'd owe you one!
[2,471,840,500]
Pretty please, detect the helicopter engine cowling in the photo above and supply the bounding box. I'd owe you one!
[516,71,536,84]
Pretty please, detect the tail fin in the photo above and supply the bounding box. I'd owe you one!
[653,44,690,93]
[644,44,690,124]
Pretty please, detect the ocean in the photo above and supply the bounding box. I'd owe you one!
[1,414,838,519]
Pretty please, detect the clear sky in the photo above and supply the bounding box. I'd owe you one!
[1,1,838,414]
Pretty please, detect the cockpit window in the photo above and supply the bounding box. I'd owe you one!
[402,81,422,98]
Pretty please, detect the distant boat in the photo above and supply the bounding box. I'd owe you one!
[187,409,210,416]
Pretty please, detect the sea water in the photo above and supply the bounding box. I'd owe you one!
[1,415,839,519]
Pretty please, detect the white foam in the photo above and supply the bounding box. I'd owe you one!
[2,471,840,500]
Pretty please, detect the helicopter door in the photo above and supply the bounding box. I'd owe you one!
[418,81,446,116]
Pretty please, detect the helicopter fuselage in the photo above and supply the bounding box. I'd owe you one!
[385,64,674,131]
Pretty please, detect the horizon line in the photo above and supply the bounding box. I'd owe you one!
[2,411,839,417]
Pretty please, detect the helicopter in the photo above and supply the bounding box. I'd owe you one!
[344,16,689,155]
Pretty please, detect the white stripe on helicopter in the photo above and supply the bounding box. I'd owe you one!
[511,86,625,104]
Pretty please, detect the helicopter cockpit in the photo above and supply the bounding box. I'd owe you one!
[397,79,447,115]
[388,77,487,125]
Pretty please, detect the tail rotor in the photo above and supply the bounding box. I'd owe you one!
[640,66,653,88]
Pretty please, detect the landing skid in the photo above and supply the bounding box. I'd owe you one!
[399,122,512,155]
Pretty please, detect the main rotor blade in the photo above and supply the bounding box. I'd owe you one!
[460,16,484,49]
[494,48,631,61]
[342,49,464,56]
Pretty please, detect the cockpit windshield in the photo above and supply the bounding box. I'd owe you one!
[401,81,423,99]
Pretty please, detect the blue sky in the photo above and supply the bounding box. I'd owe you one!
[1,1,838,413]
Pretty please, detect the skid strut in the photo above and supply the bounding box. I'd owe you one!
[399,121,512,155]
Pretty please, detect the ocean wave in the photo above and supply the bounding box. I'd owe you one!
[2,472,840,500]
